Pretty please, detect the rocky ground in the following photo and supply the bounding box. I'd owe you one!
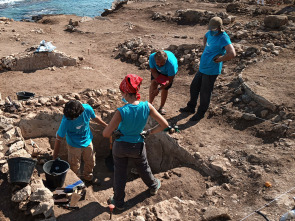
[0,0,295,220]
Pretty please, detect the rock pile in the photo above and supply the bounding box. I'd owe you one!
[117,196,231,221]
[152,9,235,26]
[0,48,77,72]
[0,116,55,220]
[115,37,204,72]
[0,88,120,119]
[0,17,13,24]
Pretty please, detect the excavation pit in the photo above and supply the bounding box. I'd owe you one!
[18,110,219,189]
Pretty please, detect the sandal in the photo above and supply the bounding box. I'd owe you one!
[158,107,166,115]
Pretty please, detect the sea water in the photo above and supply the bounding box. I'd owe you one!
[0,0,114,21]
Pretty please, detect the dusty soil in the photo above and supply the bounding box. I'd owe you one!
[0,0,295,220]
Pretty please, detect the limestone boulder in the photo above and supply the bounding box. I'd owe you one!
[11,185,31,202]
[18,112,62,138]
[0,50,76,72]
[203,205,231,220]
[30,188,53,202]
[264,15,288,29]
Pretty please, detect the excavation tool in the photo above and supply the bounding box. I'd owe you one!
[109,204,115,220]
[105,136,114,172]
[30,139,40,156]
[164,125,180,134]
[69,192,82,207]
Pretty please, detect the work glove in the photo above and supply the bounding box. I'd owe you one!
[113,130,124,139]
[140,129,151,139]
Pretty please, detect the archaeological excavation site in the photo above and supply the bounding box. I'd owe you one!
[0,0,295,220]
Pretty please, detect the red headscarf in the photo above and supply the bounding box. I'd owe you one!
[119,74,143,100]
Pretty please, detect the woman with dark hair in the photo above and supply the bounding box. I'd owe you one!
[53,100,107,185]
[103,74,169,210]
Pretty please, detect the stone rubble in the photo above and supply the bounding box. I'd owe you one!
[114,23,294,132]
[117,197,208,221]
[0,114,56,220]
[0,47,77,72]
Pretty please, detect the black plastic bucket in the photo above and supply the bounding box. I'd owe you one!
[43,159,70,189]
[8,157,37,185]
[16,91,35,101]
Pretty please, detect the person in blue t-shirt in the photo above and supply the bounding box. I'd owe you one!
[53,100,108,185]
[149,50,178,115]
[103,74,168,210]
[180,17,236,121]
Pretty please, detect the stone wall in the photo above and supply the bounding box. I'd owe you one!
[0,115,55,220]
[0,49,77,72]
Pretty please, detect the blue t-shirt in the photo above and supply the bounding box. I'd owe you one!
[116,101,150,143]
[149,50,178,76]
[199,31,232,75]
[57,104,95,148]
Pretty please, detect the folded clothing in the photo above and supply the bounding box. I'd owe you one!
[155,74,169,85]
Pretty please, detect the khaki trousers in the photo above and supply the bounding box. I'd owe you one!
[67,142,95,181]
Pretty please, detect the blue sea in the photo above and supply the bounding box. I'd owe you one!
[0,0,115,21]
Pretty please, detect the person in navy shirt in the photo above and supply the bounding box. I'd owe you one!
[149,50,178,115]
[180,17,236,121]
[53,100,108,185]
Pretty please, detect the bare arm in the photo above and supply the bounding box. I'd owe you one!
[92,116,108,127]
[148,103,169,134]
[53,134,63,159]
[214,44,236,63]
[103,110,122,138]
[151,68,160,79]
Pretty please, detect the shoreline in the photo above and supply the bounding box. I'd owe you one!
[0,0,125,22]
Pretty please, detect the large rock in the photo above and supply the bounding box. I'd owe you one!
[203,205,231,220]
[7,141,25,155]
[177,9,207,24]
[8,149,31,158]
[11,185,31,202]
[0,50,77,72]
[30,188,53,202]
[30,200,54,218]
[264,15,288,29]
[226,3,243,13]
[18,112,62,138]
[117,197,201,220]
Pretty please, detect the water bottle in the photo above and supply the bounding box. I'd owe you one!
[280,210,295,221]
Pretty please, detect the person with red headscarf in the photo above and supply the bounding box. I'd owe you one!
[103,74,169,210]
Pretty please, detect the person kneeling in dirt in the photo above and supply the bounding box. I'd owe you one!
[180,16,236,122]
[53,100,108,185]
[103,74,169,210]
[149,50,178,115]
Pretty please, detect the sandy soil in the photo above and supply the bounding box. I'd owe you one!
[0,0,295,220]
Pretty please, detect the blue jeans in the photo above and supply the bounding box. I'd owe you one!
[112,141,157,207]
[187,71,218,115]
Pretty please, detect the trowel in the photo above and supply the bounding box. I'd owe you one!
[69,192,82,207]
[30,139,40,156]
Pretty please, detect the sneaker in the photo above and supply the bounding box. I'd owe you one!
[107,196,125,211]
[158,107,166,115]
[179,106,195,114]
[189,113,204,122]
[150,178,161,196]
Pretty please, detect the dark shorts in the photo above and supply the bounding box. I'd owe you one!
[151,71,173,90]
